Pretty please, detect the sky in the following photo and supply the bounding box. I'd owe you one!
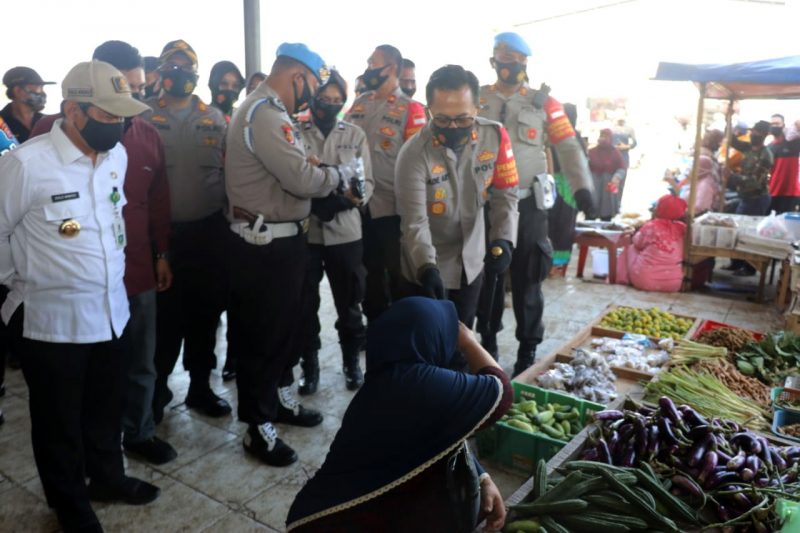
[3,0,799,128]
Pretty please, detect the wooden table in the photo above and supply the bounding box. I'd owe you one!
[687,245,772,302]
[574,230,633,284]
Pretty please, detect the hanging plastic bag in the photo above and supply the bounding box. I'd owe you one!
[757,210,790,240]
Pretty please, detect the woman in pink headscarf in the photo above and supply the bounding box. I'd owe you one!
[589,128,627,220]
[616,195,687,292]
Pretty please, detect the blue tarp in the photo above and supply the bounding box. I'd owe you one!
[654,56,800,99]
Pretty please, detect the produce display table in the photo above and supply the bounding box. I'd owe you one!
[574,230,633,284]
[688,245,772,302]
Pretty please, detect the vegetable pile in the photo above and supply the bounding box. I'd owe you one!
[669,338,728,366]
[599,307,693,340]
[499,399,586,442]
[579,398,800,531]
[777,423,800,439]
[588,337,670,374]
[645,367,771,431]
[696,326,756,353]
[505,459,697,532]
[535,350,617,404]
[736,331,800,385]
[691,359,771,406]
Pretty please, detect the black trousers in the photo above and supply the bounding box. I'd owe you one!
[228,231,308,425]
[0,285,7,386]
[154,212,229,392]
[361,212,402,322]
[477,197,551,353]
[281,240,367,387]
[11,307,125,529]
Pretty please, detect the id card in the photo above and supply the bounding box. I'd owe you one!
[112,214,126,249]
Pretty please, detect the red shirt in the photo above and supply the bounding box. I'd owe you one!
[769,138,800,197]
[31,115,171,296]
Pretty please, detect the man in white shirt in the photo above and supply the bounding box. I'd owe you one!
[0,60,158,532]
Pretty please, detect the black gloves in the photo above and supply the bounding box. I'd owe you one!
[311,193,355,222]
[484,239,513,277]
[574,189,597,219]
[419,266,445,300]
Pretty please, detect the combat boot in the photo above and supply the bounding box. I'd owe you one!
[342,341,363,391]
[298,351,319,396]
[481,333,499,361]
[512,345,536,378]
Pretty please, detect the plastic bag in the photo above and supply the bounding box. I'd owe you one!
[757,211,790,240]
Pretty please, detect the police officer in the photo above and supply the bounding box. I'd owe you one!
[345,45,427,322]
[284,70,373,395]
[399,58,417,99]
[396,65,518,334]
[226,43,361,466]
[476,32,595,376]
[144,40,232,421]
[208,60,244,121]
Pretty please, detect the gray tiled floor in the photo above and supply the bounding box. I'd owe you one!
[0,254,784,532]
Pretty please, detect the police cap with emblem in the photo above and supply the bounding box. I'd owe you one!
[494,32,532,57]
[62,60,150,117]
[276,42,329,84]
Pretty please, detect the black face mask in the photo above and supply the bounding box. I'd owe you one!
[362,65,389,91]
[311,98,344,126]
[770,126,784,137]
[401,86,416,98]
[292,75,313,114]
[161,69,198,97]
[24,91,46,112]
[79,110,124,152]
[494,61,527,85]
[212,89,240,114]
[750,134,765,146]
[144,83,157,99]
[432,125,473,151]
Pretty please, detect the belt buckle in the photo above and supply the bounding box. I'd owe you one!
[300,218,310,234]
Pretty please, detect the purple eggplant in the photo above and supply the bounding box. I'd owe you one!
[771,448,787,471]
[716,449,733,463]
[594,409,624,421]
[698,451,718,484]
[659,397,682,424]
[635,422,648,459]
[597,438,611,464]
[716,504,731,522]
[745,455,761,474]
[725,491,753,510]
[647,425,660,455]
[731,433,762,454]
[754,476,771,488]
[688,435,712,467]
[706,470,741,489]
[758,438,773,468]
[638,405,656,416]
[727,451,746,471]
[688,424,711,441]
[659,417,679,446]
[782,470,799,483]
[672,474,704,499]
[622,441,637,467]
[740,468,755,481]
[682,406,709,428]
[582,448,600,461]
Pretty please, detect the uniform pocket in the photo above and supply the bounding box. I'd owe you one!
[528,238,553,283]
[517,109,543,147]
[43,198,90,222]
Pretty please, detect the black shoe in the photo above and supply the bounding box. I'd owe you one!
[243,423,298,466]
[185,386,232,418]
[152,386,173,425]
[481,334,499,361]
[733,267,756,277]
[88,476,160,505]
[7,352,20,370]
[222,359,236,382]
[298,353,319,396]
[513,350,536,378]
[276,386,323,427]
[123,436,178,465]
[343,364,364,391]
[54,508,102,533]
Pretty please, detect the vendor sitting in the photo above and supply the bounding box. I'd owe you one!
[616,195,688,293]
[664,129,723,215]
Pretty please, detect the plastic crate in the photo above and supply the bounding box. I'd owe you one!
[772,387,800,416]
[475,382,604,475]
[772,408,800,444]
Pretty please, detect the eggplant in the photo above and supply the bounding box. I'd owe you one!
[688,435,712,467]
[688,424,711,441]
[781,470,799,484]
[745,455,761,474]
[594,409,624,421]
[659,396,682,424]
[740,468,755,481]
[622,441,637,467]
[672,474,704,499]
[754,476,771,488]
[597,438,611,464]
[682,406,709,428]
[731,432,761,454]
[647,425,660,456]
[638,405,656,416]
[582,448,600,461]
[716,449,733,464]
[758,438,773,468]
[705,470,741,489]
[716,504,731,522]
[771,448,787,471]
[753,521,769,533]
[634,421,648,459]
[784,446,800,457]
[698,451,718,484]
[727,451,746,471]
[659,417,679,446]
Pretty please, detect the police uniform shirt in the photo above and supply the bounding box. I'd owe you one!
[301,119,374,245]
[479,84,592,194]
[395,118,520,289]
[345,87,426,218]
[0,119,130,343]
[225,83,341,223]
[144,95,227,223]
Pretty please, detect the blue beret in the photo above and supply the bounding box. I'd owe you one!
[276,42,328,83]
[494,32,531,57]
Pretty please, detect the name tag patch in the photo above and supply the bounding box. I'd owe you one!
[51,192,80,203]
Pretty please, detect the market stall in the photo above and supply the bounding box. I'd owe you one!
[478,303,800,531]
[653,56,800,303]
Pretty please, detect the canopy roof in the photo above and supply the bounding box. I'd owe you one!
[654,56,800,99]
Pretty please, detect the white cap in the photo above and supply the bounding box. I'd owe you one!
[62,60,149,117]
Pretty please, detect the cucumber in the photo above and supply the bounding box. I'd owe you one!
[503,519,541,532]
[507,419,535,433]
[632,486,657,510]
[518,400,538,414]
[510,498,588,515]
[539,516,569,533]
[533,459,547,500]
[560,420,571,435]
[557,514,631,532]
[632,469,699,525]
[598,469,679,532]
[583,511,648,529]
[541,424,566,440]
[536,475,605,504]
[563,461,631,476]
[535,411,555,424]
[555,410,579,421]
[532,471,586,503]
[585,494,637,514]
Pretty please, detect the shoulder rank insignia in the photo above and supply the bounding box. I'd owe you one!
[281,122,296,145]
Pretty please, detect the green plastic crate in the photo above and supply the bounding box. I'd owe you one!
[475,382,604,476]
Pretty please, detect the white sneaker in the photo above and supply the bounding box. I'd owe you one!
[278,386,301,416]
[243,422,278,451]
